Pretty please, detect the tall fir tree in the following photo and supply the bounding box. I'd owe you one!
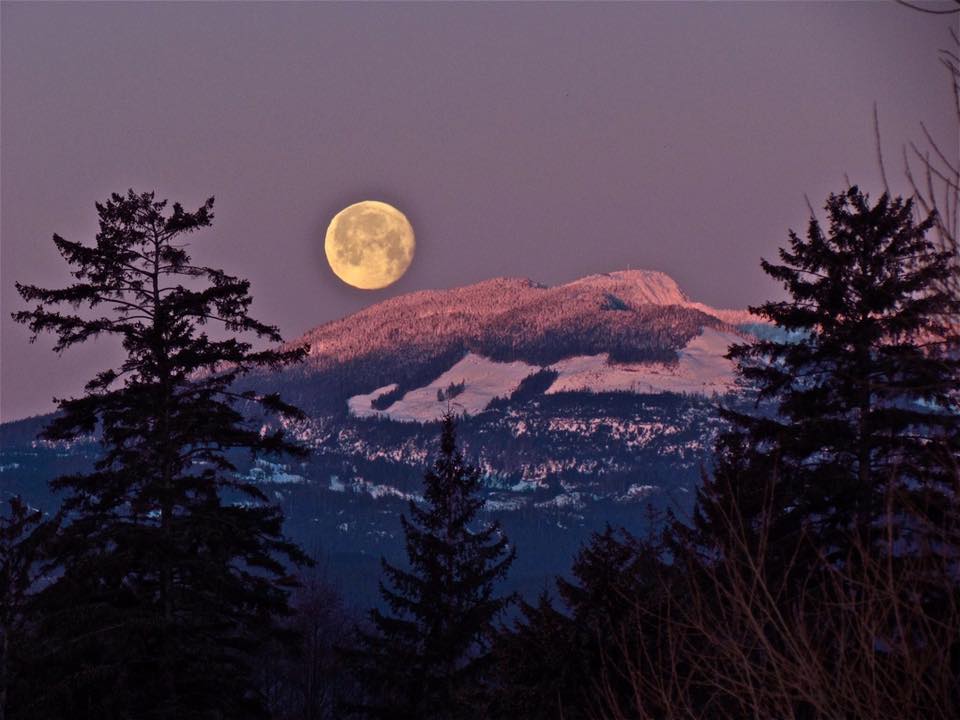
[12,190,308,720]
[345,415,515,720]
[695,186,960,565]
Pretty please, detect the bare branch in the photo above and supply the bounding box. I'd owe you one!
[896,0,960,14]
[874,103,891,194]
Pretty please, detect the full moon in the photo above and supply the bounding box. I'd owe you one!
[324,200,415,290]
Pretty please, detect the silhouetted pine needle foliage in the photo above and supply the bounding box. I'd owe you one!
[701,186,959,566]
[9,190,310,720]
[483,186,959,720]
[342,415,515,720]
[598,187,960,719]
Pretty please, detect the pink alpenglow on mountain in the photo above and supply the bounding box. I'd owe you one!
[289,269,759,423]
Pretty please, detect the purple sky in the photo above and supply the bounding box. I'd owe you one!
[2,2,956,421]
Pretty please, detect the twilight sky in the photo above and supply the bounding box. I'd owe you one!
[1,1,956,421]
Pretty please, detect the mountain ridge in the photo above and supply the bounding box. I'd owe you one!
[1,267,760,606]
[271,268,758,419]
[295,268,754,364]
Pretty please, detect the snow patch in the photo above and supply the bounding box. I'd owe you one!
[565,270,688,305]
[346,329,738,424]
[535,492,586,511]
[243,459,304,484]
[618,484,657,502]
[348,353,539,423]
[546,327,738,396]
[351,478,422,502]
[566,270,755,325]
[347,383,398,417]
[510,478,541,493]
[484,497,527,512]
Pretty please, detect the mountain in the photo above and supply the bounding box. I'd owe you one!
[1,269,760,604]
[265,269,750,410]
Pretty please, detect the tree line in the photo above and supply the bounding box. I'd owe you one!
[1,181,958,719]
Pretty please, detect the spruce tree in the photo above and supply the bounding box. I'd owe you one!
[12,190,308,719]
[697,186,960,564]
[346,415,515,720]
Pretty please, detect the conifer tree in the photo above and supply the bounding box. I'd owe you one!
[488,591,574,720]
[697,186,960,563]
[346,415,515,720]
[12,190,308,719]
[492,525,670,720]
[0,497,57,720]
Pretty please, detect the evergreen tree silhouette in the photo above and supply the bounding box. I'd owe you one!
[488,591,574,720]
[0,496,58,720]
[491,525,671,720]
[346,415,515,720]
[696,186,960,566]
[12,190,308,720]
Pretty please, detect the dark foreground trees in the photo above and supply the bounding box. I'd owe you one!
[491,524,672,720]
[593,485,960,719]
[699,186,959,565]
[345,416,515,720]
[604,186,960,718]
[256,565,358,720]
[486,185,959,719]
[0,497,57,720]
[10,190,308,719]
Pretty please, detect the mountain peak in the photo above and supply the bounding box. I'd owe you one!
[290,267,758,383]
[563,269,689,306]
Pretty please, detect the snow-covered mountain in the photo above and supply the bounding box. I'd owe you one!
[1,269,760,604]
[297,269,751,370]
[269,269,754,416]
